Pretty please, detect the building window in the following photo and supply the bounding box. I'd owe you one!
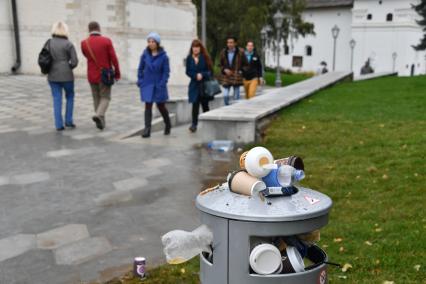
[386,13,393,22]
[284,45,290,55]
[367,14,373,20]
[292,56,303,67]
[306,45,312,56]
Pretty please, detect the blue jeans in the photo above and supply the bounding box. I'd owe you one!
[223,86,240,105]
[48,81,75,129]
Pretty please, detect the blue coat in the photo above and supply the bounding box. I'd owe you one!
[185,54,211,103]
[137,48,170,103]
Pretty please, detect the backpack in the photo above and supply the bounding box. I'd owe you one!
[38,39,52,74]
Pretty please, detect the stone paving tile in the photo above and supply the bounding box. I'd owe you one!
[36,224,90,250]
[0,234,36,262]
[0,176,10,186]
[127,167,163,179]
[71,133,97,140]
[93,190,134,207]
[46,147,104,158]
[142,158,172,168]
[9,172,50,185]
[54,237,113,266]
[113,177,148,192]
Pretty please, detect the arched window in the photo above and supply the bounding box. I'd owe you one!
[367,14,373,20]
[306,45,312,56]
[284,45,290,55]
[386,13,393,22]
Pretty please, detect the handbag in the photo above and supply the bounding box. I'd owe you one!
[203,78,222,99]
[85,39,115,86]
[38,39,52,74]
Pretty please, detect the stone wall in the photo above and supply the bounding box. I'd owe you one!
[0,0,197,86]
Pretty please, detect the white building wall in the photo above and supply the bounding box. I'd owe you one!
[267,7,353,73]
[266,0,426,77]
[0,0,196,87]
[352,0,426,76]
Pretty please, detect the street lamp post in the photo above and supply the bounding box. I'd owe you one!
[331,25,340,71]
[349,39,356,72]
[273,11,284,87]
[261,25,272,77]
[392,52,397,73]
[201,0,206,46]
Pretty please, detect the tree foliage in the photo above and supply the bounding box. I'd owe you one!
[413,0,426,50]
[191,0,314,61]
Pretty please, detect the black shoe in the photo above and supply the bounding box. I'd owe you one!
[141,127,151,138]
[92,116,104,130]
[56,127,65,131]
[164,125,171,135]
[189,125,197,133]
[65,123,76,129]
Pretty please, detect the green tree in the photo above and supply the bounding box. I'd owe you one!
[191,0,314,63]
[413,0,426,50]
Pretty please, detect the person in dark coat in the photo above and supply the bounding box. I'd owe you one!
[137,32,171,138]
[242,40,263,100]
[218,36,248,105]
[185,39,214,133]
[46,21,78,131]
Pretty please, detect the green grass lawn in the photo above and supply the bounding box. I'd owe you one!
[106,75,425,283]
[264,71,312,87]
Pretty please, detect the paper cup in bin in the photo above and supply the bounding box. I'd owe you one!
[239,147,274,178]
[249,243,283,275]
[281,246,305,274]
[227,170,266,196]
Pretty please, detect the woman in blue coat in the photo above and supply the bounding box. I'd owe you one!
[137,32,171,138]
[185,39,213,133]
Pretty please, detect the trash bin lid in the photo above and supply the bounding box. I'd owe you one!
[196,184,332,222]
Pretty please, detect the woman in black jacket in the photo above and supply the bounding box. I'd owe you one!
[185,39,214,132]
[242,41,263,99]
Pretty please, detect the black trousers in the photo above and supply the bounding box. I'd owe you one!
[192,95,210,127]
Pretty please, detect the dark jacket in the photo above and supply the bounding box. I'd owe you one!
[81,33,121,84]
[47,36,78,82]
[185,54,211,103]
[137,48,170,103]
[218,47,248,87]
[242,50,263,80]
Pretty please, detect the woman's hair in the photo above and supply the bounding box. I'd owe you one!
[189,39,213,72]
[147,41,163,54]
[51,21,69,38]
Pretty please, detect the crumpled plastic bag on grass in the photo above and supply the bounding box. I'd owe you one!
[161,225,213,265]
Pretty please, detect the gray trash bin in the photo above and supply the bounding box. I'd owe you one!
[196,184,333,284]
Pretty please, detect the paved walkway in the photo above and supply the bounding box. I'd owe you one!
[0,75,236,284]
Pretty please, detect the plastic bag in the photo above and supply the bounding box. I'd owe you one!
[161,225,213,265]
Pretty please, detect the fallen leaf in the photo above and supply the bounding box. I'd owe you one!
[379,124,385,128]
[339,246,345,252]
[383,281,394,284]
[342,263,352,272]
[382,174,388,180]
[334,238,343,243]
[365,241,373,246]
[375,259,380,265]
[367,166,378,173]
[338,275,348,279]
[302,125,306,130]
[414,173,419,177]
[356,175,361,179]
[414,264,421,271]
[322,244,329,248]
[375,223,379,227]
[180,268,186,274]
[375,228,383,232]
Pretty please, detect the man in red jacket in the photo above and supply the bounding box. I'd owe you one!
[81,21,121,130]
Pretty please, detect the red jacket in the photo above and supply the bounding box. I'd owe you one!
[81,34,121,84]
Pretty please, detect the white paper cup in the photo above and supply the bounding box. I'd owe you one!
[243,147,274,178]
[249,243,282,275]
